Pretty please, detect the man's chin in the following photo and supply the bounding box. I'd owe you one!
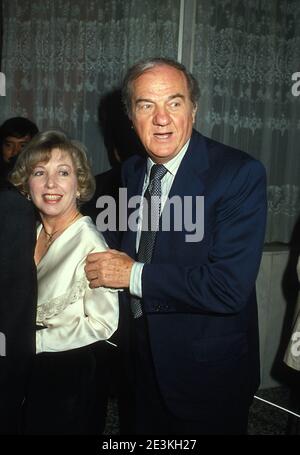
[148,148,179,163]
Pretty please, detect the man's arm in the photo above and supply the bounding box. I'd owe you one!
[0,188,37,354]
[86,159,267,315]
[85,249,134,289]
[142,158,267,314]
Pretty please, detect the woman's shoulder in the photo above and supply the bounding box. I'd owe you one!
[74,216,108,251]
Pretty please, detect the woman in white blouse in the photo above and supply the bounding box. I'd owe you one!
[10,129,119,434]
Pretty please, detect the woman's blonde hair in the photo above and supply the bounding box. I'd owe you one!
[10,129,95,204]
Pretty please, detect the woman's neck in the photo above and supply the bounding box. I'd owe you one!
[41,209,81,235]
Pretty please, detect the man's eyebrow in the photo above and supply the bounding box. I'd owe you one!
[135,93,185,104]
[167,93,185,101]
[135,98,154,104]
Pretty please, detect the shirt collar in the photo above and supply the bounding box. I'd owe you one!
[146,138,191,178]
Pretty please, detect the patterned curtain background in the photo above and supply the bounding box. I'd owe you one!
[0,0,179,174]
[0,0,3,69]
[0,0,299,243]
[193,0,300,243]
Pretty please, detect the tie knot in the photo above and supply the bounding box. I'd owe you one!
[149,164,167,182]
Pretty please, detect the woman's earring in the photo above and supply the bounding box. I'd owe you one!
[76,191,80,199]
[26,193,31,201]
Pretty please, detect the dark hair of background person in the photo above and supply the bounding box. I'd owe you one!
[0,116,39,185]
[0,116,39,144]
[81,88,145,225]
[98,88,145,167]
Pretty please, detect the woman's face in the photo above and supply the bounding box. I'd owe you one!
[28,148,78,220]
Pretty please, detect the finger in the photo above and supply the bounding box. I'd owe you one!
[88,278,102,289]
[86,271,98,281]
[86,252,106,263]
[84,263,98,274]
[109,249,123,255]
[86,250,119,264]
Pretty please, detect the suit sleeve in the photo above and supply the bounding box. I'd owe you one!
[142,159,267,315]
[0,189,37,355]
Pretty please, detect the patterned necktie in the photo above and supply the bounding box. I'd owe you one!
[131,164,167,318]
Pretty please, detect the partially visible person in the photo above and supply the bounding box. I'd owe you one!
[284,256,300,371]
[0,117,39,433]
[85,57,267,434]
[10,129,119,435]
[81,88,145,239]
[284,254,300,434]
[0,116,38,184]
[0,180,37,434]
[81,90,145,432]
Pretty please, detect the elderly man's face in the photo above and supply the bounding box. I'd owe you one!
[131,65,197,164]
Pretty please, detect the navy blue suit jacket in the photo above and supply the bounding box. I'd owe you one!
[119,130,267,420]
[0,183,37,433]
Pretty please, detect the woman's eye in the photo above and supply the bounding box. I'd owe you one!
[33,170,44,176]
[59,170,69,176]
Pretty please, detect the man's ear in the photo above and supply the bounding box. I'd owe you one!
[192,103,198,124]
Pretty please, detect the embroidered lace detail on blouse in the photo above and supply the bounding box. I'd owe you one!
[37,278,87,323]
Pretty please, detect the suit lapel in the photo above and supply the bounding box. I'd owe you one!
[122,131,210,258]
[155,131,210,254]
[168,130,209,200]
[122,158,146,258]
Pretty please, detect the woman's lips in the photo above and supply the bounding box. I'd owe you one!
[43,194,63,203]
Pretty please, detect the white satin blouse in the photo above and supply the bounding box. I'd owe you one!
[35,216,119,354]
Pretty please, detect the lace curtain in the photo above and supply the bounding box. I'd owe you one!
[193,0,300,243]
[1,0,299,243]
[0,0,179,174]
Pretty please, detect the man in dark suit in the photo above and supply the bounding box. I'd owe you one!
[0,181,37,433]
[85,57,267,434]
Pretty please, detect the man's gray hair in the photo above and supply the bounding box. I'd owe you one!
[122,57,200,118]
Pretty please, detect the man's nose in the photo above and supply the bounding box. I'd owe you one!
[11,143,20,157]
[153,107,171,126]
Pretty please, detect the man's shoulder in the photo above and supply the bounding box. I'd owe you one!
[122,153,144,169]
[0,183,31,208]
[193,130,265,175]
[121,154,145,180]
